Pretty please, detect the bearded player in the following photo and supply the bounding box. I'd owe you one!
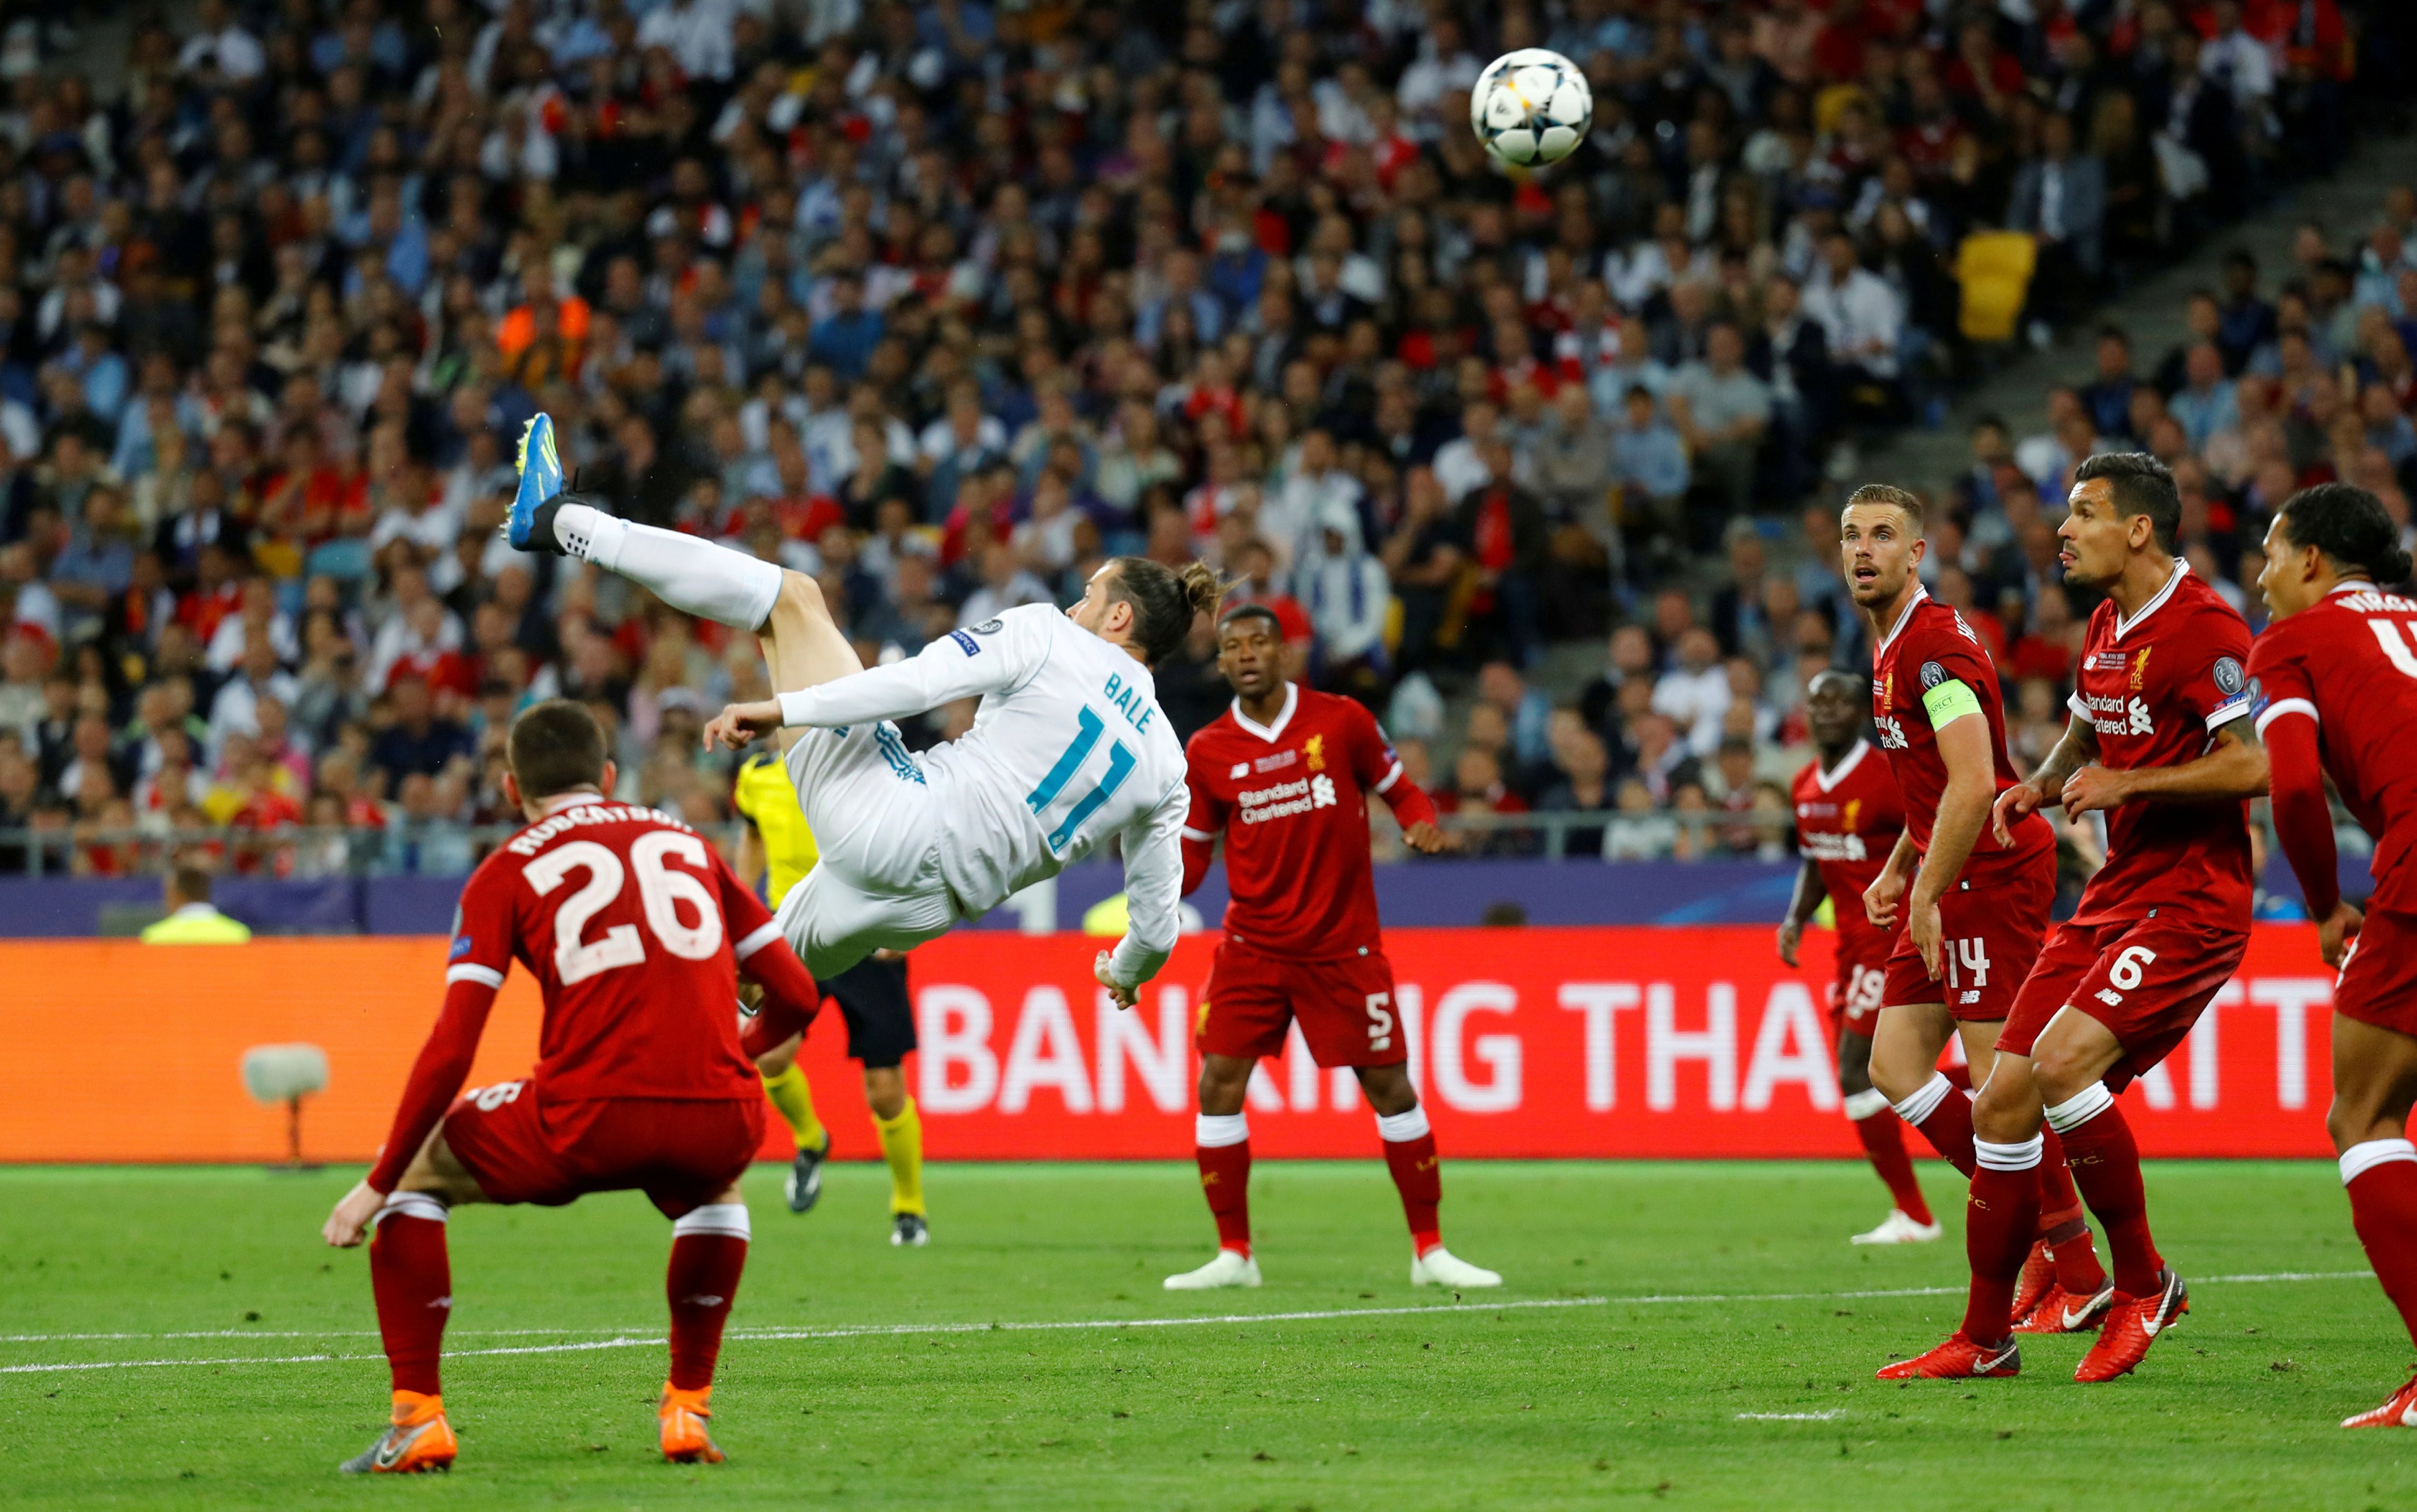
[2248,482,2417,1428]
[1164,604,1498,1290]
[1947,453,2265,1383]
[320,701,821,1471]
[1836,484,2108,1384]
[1778,668,1941,1246]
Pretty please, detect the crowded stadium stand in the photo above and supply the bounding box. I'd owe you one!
[0,0,2408,910]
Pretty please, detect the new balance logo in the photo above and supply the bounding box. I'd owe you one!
[2095,988,2124,1007]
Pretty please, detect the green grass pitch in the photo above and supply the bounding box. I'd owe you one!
[2,1160,2413,1509]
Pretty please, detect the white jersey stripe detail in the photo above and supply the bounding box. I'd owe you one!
[2255,697,2319,736]
[733,921,783,960]
[445,963,505,989]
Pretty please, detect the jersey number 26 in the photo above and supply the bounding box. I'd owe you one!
[525,835,726,985]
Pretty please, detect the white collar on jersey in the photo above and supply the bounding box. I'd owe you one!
[1230,681,1299,744]
[1874,586,1930,659]
[1815,737,1871,793]
[2328,579,2378,597]
[2111,556,2192,642]
[538,789,605,816]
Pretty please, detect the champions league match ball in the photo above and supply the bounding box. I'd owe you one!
[1469,49,1592,168]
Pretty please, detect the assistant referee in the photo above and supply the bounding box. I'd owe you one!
[734,750,929,1246]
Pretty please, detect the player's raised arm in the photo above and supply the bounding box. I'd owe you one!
[1098,777,1191,1006]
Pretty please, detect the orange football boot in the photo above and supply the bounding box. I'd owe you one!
[659,1384,725,1464]
[339,1390,456,1474]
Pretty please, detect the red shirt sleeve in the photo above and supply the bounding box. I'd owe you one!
[368,974,501,1194]
[1179,747,1227,898]
[1348,700,1438,829]
[2262,698,2339,919]
[2173,608,2256,731]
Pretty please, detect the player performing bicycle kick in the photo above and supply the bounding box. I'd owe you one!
[504,414,1204,1002]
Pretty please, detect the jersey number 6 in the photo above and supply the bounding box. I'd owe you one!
[524,834,727,985]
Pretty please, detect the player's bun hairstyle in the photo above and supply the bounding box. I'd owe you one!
[508,699,609,802]
[1108,557,1228,666]
[2277,483,2416,586]
[1844,482,1924,526]
[2074,451,2182,553]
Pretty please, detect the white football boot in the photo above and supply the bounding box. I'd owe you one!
[1410,1246,1503,1288]
[1163,1249,1262,1290]
[1851,1209,1945,1246]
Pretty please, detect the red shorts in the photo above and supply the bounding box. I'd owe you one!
[1829,942,1891,1038]
[1198,938,1403,1069]
[2336,906,2417,1038]
[1998,911,2247,1092]
[1882,859,2053,1022]
[439,1078,764,1219]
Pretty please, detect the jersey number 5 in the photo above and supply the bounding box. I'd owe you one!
[524,835,726,986]
[1029,706,1137,852]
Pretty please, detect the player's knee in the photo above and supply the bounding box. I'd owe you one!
[2326,1094,2396,1154]
[771,569,828,624]
[1356,1064,1417,1116]
[1864,1041,1926,1103]
[1970,1070,2036,1143]
[2029,1048,2093,1107]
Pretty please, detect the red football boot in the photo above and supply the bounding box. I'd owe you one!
[2009,1240,2057,1326]
[1876,1332,2021,1380]
[2341,1375,2417,1429]
[2075,1268,2189,1383]
[2012,1278,2115,1334]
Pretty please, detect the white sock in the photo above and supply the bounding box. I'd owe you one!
[2043,1082,2115,1134]
[1374,1105,1431,1142]
[671,1202,753,1240]
[1842,1087,1892,1121]
[1195,1112,1249,1147]
[558,506,784,631]
[376,1191,449,1227]
[2341,1138,2417,1185]
[1974,1134,2043,1173]
[1892,1072,1953,1126]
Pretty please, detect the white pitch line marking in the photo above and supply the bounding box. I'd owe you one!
[1736,1411,1844,1420]
[0,1270,2376,1375]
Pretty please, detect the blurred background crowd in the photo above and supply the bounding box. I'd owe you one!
[0,0,2406,878]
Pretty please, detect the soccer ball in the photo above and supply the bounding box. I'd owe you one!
[1470,50,1592,168]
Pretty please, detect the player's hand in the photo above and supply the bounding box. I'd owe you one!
[1094,951,1137,1010]
[1775,916,1802,969]
[2320,900,2365,969]
[1863,866,1906,931]
[702,699,784,753]
[1402,820,1454,855]
[322,1180,386,1248]
[1909,895,1945,981]
[1992,782,2045,846]
[2060,764,2131,819]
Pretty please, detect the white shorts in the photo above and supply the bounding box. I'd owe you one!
[773,721,959,978]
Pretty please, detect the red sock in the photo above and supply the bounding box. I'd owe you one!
[1940,1062,1972,1093]
[2055,1102,2161,1296]
[1963,1154,2043,1344]
[2344,1149,2417,1350]
[1197,1141,1252,1256]
[666,1205,749,1392]
[2035,1124,2108,1294]
[1905,1076,1977,1176]
[1853,1110,1934,1225]
[1381,1127,1445,1256]
[369,1199,452,1397]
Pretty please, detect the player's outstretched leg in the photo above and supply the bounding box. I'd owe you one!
[2327,1014,2417,1426]
[340,1193,459,1474]
[1356,1066,1501,1288]
[1166,1107,1261,1289]
[660,1200,751,1464]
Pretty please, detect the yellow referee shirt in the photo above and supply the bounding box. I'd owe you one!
[733,752,818,907]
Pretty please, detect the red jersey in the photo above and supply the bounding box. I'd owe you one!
[1870,588,2053,881]
[447,801,776,1103]
[2064,563,2255,926]
[369,795,817,1192]
[1790,738,1906,965]
[1181,684,1436,960]
[2249,583,2417,911]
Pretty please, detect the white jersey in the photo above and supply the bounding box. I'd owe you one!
[776,603,1190,986]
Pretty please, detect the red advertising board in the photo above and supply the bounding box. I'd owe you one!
[840,926,2342,1162]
